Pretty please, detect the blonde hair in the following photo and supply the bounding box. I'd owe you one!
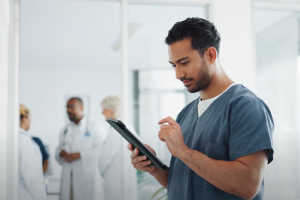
[101,95,121,119]
[20,104,30,120]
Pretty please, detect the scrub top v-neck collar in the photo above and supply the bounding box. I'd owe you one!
[197,83,239,118]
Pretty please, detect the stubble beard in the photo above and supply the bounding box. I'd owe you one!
[187,62,211,93]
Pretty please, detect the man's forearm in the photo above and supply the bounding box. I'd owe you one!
[150,167,169,188]
[43,160,49,174]
[178,149,265,200]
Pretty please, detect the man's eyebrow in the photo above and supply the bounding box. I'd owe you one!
[169,57,189,64]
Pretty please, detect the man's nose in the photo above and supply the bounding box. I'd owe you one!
[175,66,185,80]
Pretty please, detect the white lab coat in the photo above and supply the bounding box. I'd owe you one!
[19,128,47,200]
[55,117,107,200]
[99,124,138,200]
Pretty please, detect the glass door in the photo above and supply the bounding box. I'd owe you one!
[254,9,300,199]
[128,4,207,199]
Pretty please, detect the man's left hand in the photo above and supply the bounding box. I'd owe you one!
[65,153,81,162]
[158,117,189,158]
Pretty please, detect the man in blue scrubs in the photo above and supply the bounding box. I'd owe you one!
[128,18,274,200]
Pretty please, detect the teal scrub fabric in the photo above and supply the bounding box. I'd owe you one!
[167,84,274,200]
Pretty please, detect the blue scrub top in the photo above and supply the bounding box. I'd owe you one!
[32,137,49,164]
[167,84,274,200]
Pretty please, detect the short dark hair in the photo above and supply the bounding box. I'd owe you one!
[68,97,83,106]
[165,17,221,56]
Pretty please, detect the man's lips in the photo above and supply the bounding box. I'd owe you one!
[183,80,192,86]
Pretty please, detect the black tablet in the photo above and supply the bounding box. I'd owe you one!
[106,118,170,171]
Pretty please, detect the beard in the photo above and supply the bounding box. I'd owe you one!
[68,112,76,122]
[181,61,212,93]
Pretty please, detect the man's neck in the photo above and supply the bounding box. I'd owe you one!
[199,63,234,100]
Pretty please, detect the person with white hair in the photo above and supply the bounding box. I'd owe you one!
[101,95,122,121]
[99,95,138,200]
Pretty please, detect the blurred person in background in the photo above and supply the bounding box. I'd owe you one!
[55,97,107,200]
[32,136,49,174]
[99,95,138,200]
[19,104,47,200]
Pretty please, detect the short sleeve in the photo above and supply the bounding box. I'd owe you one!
[229,97,274,164]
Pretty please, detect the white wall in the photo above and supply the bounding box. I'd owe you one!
[0,0,9,25]
[0,0,19,199]
[20,66,121,181]
[211,0,255,90]
[20,0,121,70]
[0,0,9,198]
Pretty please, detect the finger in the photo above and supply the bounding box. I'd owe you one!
[127,143,133,151]
[130,148,139,159]
[160,124,173,130]
[141,165,156,173]
[158,131,166,142]
[158,116,177,125]
[144,144,156,155]
[131,155,147,164]
[158,129,169,137]
[135,160,152,169]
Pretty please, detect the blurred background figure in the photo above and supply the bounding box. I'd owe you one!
[32,136,49,174]
[99,95,138,200]
[19,104,47,200]
[55,97,107,200]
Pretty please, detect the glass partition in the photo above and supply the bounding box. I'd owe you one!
[20,0,122,199]
[255,9,300,199]
[128,4,207,199]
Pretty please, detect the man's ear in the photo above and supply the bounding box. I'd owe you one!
[206,47,217,64]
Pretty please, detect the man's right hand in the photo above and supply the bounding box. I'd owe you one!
[127,143,157,173]
[60,150,68,159]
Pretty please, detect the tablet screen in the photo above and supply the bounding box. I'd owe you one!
[106,118,170,171]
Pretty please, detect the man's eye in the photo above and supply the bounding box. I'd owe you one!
[181,61,189,66]
[171,64,176,68]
